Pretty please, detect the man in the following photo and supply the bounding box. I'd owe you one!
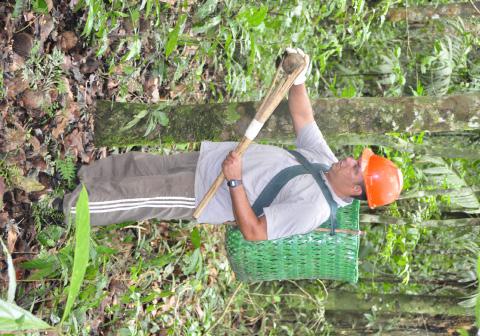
[64,48,403,241]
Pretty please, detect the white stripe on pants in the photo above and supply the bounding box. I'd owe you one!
[63,152,199,226]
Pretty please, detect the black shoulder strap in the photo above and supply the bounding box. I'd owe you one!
[251,150,339,235]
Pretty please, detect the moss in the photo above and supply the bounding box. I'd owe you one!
[94,93,480,147]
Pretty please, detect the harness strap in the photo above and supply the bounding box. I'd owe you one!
[252,150,338,235]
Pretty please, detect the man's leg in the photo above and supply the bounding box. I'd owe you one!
[63,152,199,226]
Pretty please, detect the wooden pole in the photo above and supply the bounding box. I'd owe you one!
[192,53,307,219]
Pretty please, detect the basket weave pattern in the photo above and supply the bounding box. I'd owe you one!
[225,200,360,282]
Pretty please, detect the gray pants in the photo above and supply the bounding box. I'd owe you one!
[63,152,199,226]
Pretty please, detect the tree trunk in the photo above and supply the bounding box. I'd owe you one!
[400,186,480,199]
[326,311,475,335]
[387,2,480,23]
[360,215,480,227]
[360,276,477,288]
[94,93,480,147]
[324,290,472,316]
[329,132,480,159]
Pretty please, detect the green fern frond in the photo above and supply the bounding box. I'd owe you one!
[56,156,76,186]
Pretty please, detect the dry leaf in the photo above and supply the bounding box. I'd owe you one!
[4,126,26,152]
[5,76,29,99]
[58,31,78,52]
[65,128,85,157]
[13,175,45,193]
[39,15,55,43]
[21,90,51,110]
[51,115,69,139]
[0,177,5,209]
[7,222,19,253]
[29,136,41,152]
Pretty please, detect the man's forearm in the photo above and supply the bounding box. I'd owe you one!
[229,185,267,241]
[288,84,315,134]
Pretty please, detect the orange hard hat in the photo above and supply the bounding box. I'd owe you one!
[360,148,403,209]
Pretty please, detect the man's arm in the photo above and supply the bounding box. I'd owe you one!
[288,83,314,136]
[222,151,267,241]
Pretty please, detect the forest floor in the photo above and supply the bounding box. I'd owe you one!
[2,1,102,281]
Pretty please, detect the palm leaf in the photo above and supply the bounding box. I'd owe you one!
[418,156,480,211]
[61,184,91,322]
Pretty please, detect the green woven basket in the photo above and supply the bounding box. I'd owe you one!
[225,200,361,283]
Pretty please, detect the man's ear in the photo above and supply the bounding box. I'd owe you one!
[352,184,363,196]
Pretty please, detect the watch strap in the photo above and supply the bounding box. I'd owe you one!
[227,179,243,188]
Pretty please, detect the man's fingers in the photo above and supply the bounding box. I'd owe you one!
[286,47,306,58]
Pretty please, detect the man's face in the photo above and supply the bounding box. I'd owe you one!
[328,157,364,197]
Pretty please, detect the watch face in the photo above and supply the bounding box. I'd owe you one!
[228,180,241,187]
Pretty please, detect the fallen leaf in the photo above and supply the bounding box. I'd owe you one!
[58,31,78,52]
[39,15,55,43]
[65,128,84,157]
[5,76,29,99]
[7,222,19,253]
[7,53,25,73]
[0,177,5,209]
[21,89,51,110]
[13,175,45,193]
[29,136,41,152]
[51,116,69,139]
[0,212,8,230]
[4,126,26,152]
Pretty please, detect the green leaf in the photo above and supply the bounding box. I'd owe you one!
[183,248,202,275]
[0,238,16,303]
[476,254,480,326]
[193,0,218,23]
[61,184,90,322]
[120,109,149,132]
[247,6,268,27]
[146,254,173,268]
[153,108,169,126]
[0,298,51,331]
[32,0,49,14]
[95,245,118,255]
[20,255,57,270]
[12,0,25,18]
[122,39,142,62]
[37,225,64,248]
[191,15,222,35]
[190,227,201,249]
[165,14,187,57]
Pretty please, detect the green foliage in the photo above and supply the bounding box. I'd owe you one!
[0,298,52,332]
[165,14,187,57]
[32,0,49,14]
[476,254,480,327]
[0,238,15,303]
[0,160,22,189]
[121,105,170,137]
[0,67,5,101]
[12,0,26,18]
[55,155,76,188]
[62,184,91,322]
[22,43,66,92]
[31,197,65,228]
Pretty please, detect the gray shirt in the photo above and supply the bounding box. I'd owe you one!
[194,121,351,239]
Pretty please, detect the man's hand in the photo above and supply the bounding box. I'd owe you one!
[222,151,242,180]
[286,47,315,135]
[285,47,311,86]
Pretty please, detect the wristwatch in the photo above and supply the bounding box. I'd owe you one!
[227,179,243,188]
